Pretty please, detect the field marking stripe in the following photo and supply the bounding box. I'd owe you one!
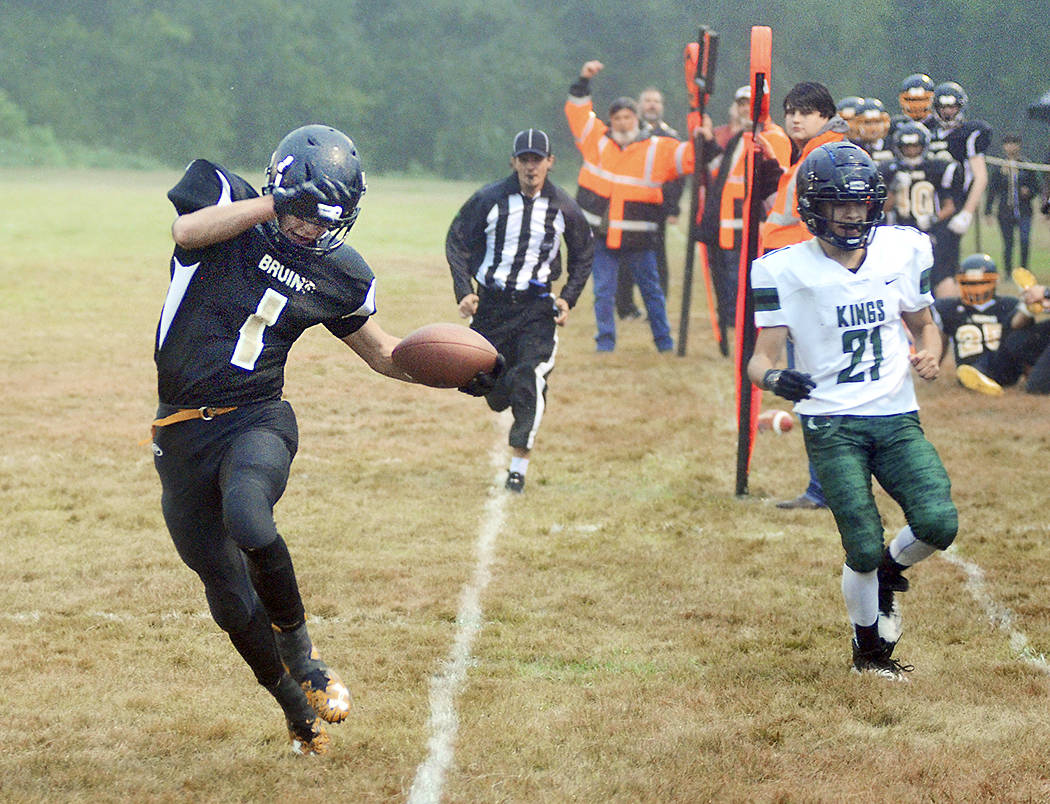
[941,547,1050,674]
[407,412,510,804]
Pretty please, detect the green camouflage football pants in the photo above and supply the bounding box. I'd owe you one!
[801,412,957,572]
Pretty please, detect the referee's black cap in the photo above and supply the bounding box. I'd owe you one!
[512,129,551,158]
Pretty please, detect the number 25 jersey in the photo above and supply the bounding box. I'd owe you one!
[155,160,376,408]
[752,226,934,417]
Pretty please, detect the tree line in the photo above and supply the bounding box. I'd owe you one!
[3,0,1049,178]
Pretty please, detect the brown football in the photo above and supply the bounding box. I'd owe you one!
[391,323,499,388]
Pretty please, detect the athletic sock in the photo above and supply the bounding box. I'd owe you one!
[841,565,879,628]
[889,525,938,568]
[509,456,529,476]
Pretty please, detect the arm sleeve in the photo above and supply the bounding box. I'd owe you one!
[557,196,595,308]
[446,192,487,302]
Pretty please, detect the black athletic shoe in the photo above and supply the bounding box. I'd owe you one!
[505,471,525,493]
[877,548,909,615]
[850,639,913,682]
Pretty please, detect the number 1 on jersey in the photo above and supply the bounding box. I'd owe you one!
[232,288,288,370]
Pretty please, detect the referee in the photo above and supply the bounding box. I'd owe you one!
[447,128,594,493]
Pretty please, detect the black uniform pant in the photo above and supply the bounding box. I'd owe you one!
[472,290,557,451]
[984,319,1050,393]
[153,400,305,686]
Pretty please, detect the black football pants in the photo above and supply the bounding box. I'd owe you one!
[153,400,306,685]
[471,293,557,451]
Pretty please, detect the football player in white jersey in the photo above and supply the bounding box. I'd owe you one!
[747,142,958,681]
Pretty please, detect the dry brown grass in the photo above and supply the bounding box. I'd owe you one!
[2,170,1050,802]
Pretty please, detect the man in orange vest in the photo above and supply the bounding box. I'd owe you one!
[566,60,698,352]
[754,82,850,510]
[698,85,791,335]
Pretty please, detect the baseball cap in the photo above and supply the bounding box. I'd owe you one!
[735,85,752,101]
[512,129,551,157]
[609,96,638,116]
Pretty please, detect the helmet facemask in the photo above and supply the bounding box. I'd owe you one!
[262,125,367,256]
[957,254,998,306]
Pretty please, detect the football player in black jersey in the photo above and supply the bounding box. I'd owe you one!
[923,81,993,297]
[151,124,498,755]
[883,121,962,231]
[933,253,1024,395]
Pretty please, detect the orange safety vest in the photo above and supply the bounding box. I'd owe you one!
[565,94,695,250]
[718,122,790,250]
[759,128,845,252]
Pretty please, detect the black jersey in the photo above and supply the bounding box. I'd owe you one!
[156,160,377,407]
[883,158,964,229]
[934,296,1019,366]
[924,118,992,192]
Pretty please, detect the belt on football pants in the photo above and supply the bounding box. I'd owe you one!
[144,406,238,443]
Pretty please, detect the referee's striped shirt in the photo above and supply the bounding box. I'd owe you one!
[447,174,593,308]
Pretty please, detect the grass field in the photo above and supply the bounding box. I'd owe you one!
[3,169,1050,803]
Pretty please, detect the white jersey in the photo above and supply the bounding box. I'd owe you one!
[752,226,934,416]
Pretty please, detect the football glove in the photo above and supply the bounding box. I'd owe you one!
[763,369,816,402]
[946,209,973,235]
[458,354,506,397]
[272,178,350,223]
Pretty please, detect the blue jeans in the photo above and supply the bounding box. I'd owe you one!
[592,241,673,352]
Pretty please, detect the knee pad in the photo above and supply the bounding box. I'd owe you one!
[205,585,258,634]
[845,539,885,574]
[910,503,958,551]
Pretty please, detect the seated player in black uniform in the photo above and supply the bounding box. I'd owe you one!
[933,253,1025,395]
[151,124,499,755]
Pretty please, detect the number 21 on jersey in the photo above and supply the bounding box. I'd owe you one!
[232,288,288,370]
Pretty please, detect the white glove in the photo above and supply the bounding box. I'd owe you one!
[915,213,933,231]
[947,209,973,235]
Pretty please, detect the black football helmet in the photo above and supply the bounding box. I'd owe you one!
[898,74,935,121]
[262,124,367,254]
[892,121,932,165]
[957,253,998,306]
[932,81,968,125]
[796,141,887,250]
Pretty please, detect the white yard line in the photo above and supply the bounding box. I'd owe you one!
[407,412,511,804]
[941,546,1050,674]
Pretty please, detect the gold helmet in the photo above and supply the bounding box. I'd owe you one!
[857,98,890,143]
[898,73,934,121]
[957,253,998,306]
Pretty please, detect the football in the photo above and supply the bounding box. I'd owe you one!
[757,409,794,434]
[392,323,498,388]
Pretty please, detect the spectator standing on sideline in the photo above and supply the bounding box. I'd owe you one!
[697,85,790,337]
[566,59,700,353]
[984,134,1041,278]
[150,124,498,755]
[748,141,957,681]
[713,91,748,149]
[447,129,594,494]
[754,81,849,510]
[615,86,685,320]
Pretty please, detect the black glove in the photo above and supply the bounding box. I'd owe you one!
[763,368,816,402]
[458,354,506,397]
[272,178,349,222]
